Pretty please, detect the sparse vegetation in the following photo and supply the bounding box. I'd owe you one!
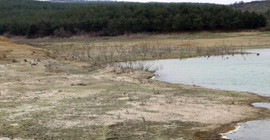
[13,31,270,70]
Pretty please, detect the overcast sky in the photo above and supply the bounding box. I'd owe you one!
[116,0,258,5]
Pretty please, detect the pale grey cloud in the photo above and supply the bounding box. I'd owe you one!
[116,0,259,5]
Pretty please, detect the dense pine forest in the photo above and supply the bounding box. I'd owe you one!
[0,0,267,37]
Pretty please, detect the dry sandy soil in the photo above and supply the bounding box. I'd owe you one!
[0,35,270,139]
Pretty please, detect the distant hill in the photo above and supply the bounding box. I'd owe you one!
[232,0,270,28]
[231,0,270,13]
[38,0,115,2]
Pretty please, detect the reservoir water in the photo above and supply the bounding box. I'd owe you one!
[119,48,270,140]
[222,120,270,140]
[151,49,270,97]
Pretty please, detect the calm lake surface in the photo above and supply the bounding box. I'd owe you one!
[124,48,270,140]
[222,120,270,140]
[150,49,270,97]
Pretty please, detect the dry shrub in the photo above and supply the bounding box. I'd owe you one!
[21,38,242,71]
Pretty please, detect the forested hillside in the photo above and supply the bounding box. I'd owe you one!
[232,0,270,29]
[232,0,270,13]
[41,0,114,2]
[0,0,267,37]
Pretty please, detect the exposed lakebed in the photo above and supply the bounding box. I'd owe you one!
[119,48,270,140]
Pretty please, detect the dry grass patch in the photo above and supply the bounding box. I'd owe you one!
[13,31,270,69]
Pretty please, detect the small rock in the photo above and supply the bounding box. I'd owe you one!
[10,123,19,127]
[71,83,87,86]
[12,59,17,63]
[78,83,87,86]
[29,59,38,66]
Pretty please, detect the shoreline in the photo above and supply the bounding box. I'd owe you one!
[145,48,270,139]
[221,124,241,139]
[152,79,270,139]
[220,102,270,140]
[1,35,270,139]
[134,61,270,139]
